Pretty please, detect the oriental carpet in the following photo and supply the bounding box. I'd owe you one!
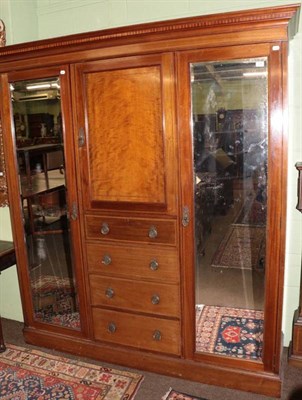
[211,225,265,270]
[0,344,143,399]
[196,305,264,360]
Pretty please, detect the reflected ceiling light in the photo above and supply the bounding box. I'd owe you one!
[243,71,267,77]
[26,82,60,90]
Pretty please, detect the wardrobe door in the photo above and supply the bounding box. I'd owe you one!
[1,67,87,335]
[178,43,286,372]
[72,53,177,215]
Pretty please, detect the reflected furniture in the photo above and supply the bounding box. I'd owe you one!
[0,5,300,397]
[288,162,302,366]
[17,143,63,185]
[0,240,16,352]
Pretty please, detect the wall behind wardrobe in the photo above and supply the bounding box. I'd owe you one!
[0,0,301,346]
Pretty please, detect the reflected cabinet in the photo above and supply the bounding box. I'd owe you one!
[0,5,299,397]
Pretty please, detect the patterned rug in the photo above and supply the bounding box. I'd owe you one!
[234,194,266,226]
[196,305,264,360]
[162,388,207,400]
[0,344,143,399]
[211,225,265,270]
[31,274,81,329]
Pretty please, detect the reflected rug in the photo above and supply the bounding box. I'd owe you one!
[234,194,266,226]
[211,225,265,270]
[0,344,143,399]
[162,388,207,400]
[196,305,264,360]
[31,274,81,329]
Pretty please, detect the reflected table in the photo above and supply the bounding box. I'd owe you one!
[0,240,16,352]
[17,143,63,186]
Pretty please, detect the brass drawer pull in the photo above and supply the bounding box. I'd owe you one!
[148,226,158,239]
[152,330,162,341]
[151,294,160,305]
[108,322,116,333]
[105,287,115,298]
[102,254,112,265]
[149,259,159,271]
[101,222,110,235]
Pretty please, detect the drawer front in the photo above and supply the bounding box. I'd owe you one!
[86,243,180,283]
[85,215,177,245]
[92,308,181,355]
[90,275,180,317]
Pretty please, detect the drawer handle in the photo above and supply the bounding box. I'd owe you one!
[148,226,158,239]
[149,259,159,271]
[102,254,112,265]
[151,294,160,305]
[152,330,162,341]
[108,322,116,333]
[105,287,115,298]
[101,222,110,235]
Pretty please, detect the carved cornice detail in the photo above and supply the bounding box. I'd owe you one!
[0,7,298,57]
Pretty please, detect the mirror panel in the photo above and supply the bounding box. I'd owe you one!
[192,59,268,360]
[11,77,80,330]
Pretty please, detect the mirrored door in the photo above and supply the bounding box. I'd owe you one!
[177,45,285,368]
[8,72,82,331]
[191,58,267,360]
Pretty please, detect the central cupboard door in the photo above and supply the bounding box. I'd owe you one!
[72,54,177,214]
[72,54,181,353]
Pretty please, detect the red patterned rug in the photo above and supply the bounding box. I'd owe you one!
[31,274,81,329]
[162,388,207,399]
[196,305,264,360]
[211,225,265,270]
[0,344,143,399]
[234,194,266,226]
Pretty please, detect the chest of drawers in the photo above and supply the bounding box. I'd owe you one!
[85,215,181,355]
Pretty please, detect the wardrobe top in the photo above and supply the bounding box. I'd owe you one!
[0,4,299,65]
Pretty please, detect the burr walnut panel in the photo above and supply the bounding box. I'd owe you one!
[92,308,181,355]
[86,242,180,283]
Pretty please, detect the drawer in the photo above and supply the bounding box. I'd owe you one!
[85,215,177,245]
[92,308,181,355]
[86,243,180,283]
[90,275,180,317]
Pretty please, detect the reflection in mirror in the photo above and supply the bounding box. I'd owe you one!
[11,77,80,330]
[192,59,267,360]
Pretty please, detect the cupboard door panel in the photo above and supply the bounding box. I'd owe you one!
[74,53,177,214]
[87,66,164,204]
